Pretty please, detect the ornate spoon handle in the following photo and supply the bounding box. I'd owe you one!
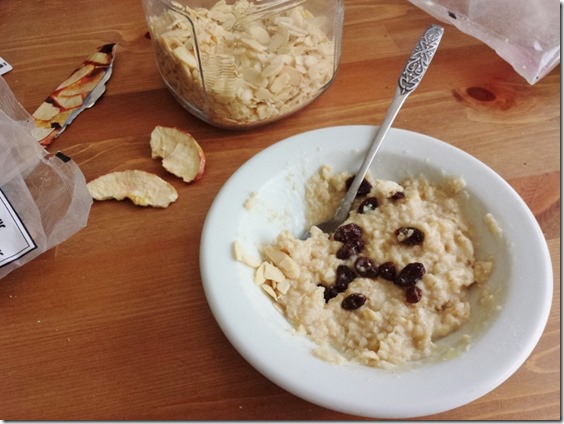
[399,24,444,95]
[312,25,444,236]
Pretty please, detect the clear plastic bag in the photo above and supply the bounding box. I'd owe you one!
[408,0,560,84]
[0,77,92,279]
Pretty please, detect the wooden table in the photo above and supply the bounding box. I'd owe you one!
[0,0,560,420]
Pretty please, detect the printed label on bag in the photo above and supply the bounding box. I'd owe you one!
[0,57,13,76]
[0,189,37,268]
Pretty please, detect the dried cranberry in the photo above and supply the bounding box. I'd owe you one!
[317,283,338,303]
[341,293,367,310]
[390,191,405,201]
[378,262,397,281]
[395,226,425,246]
[336,239,365,259]
[394,262,426,287]
[405,285,422,303]
[354,256,379,278]
[357,197,378,214]
[334,223,363,243]
[345,176,372,197]
[335,265,356,292]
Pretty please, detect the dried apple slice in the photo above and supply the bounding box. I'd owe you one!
[150,126,206,183]
[87,170,178,208]
[32,43,117,146]
[32,101,60,121]
[52,93,83,109]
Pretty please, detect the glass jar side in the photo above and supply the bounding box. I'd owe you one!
[143,0,345,129]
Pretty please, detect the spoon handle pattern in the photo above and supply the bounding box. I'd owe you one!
[399,24,444,95]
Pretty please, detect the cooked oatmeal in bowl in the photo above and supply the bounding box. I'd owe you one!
[200,125,552,417]
[236,165,496,368]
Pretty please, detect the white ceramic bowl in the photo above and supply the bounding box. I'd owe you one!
[200,125,552,419]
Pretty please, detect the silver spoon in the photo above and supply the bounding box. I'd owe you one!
[304,24,444,238]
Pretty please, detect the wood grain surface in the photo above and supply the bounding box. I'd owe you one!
[0,0,560,420]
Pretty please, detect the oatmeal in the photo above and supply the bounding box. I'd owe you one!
[237,166,493,368]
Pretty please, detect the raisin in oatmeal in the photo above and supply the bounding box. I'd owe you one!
[237,166,493,369]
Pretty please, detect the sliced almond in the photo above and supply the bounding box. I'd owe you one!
[280,65,302,86]
[233,240,261,268]
[246,25,270,45]
[173,45,198,68]
[263,262,286,283]
[254,262,267,286]
[262,245,300,279]
[276,279,291,295]
[272,302,285,314]
[262,56,284,78]
[241,67,266,87]
[233,240,247,262]
[269,72,291,94]
[261,283,278,300]
[239,36,267,52]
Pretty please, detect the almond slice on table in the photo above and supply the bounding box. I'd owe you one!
[87,170,178,208]
[150,126,206,183]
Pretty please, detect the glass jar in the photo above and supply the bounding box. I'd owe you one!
[143,0,344,129]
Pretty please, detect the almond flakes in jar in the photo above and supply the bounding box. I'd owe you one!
[143,0,344,129]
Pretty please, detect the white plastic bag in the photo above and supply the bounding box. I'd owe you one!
[0,77,92,279]
[408,0,560,84]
